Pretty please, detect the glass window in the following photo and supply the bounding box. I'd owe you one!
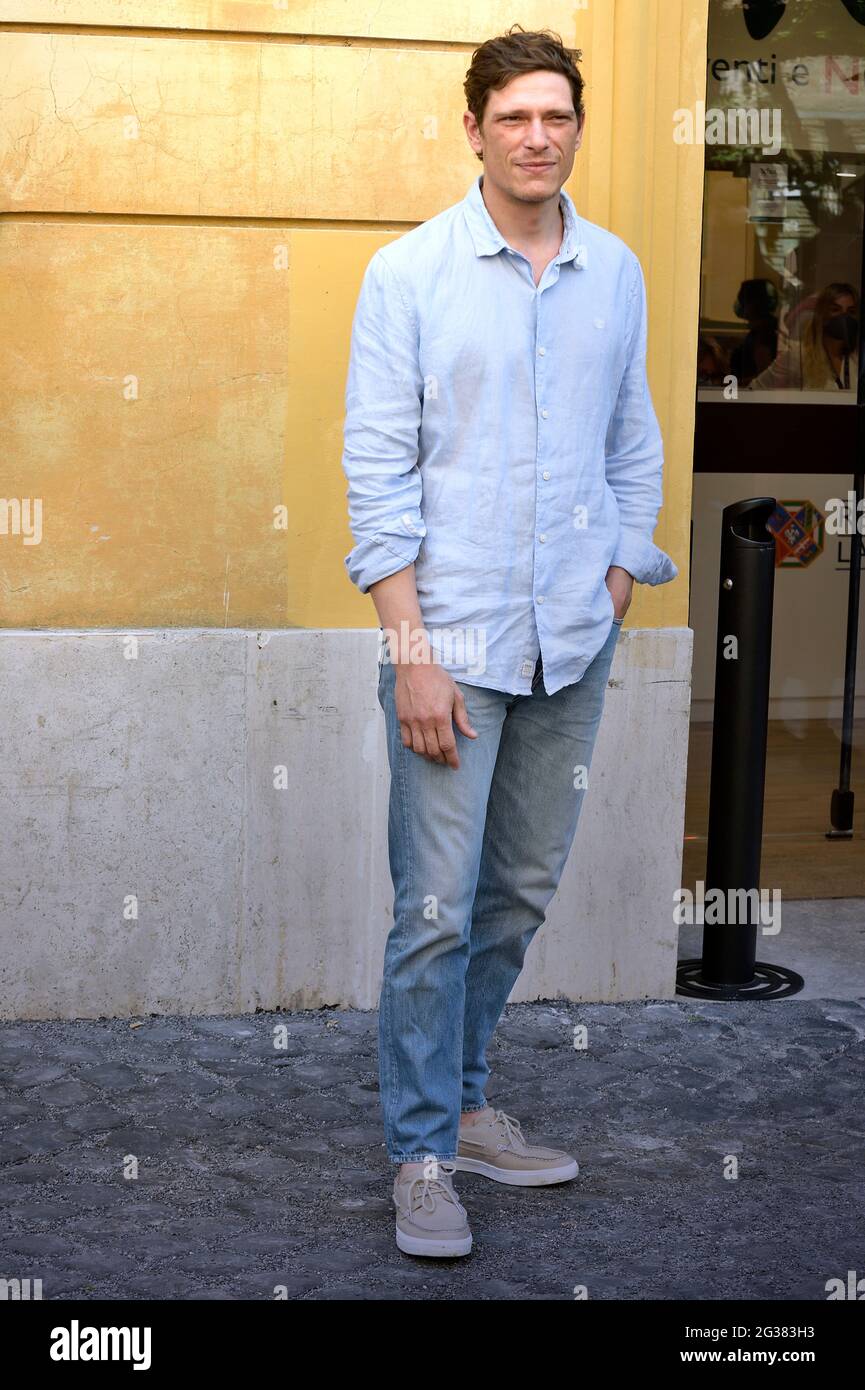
[697,0,864,404]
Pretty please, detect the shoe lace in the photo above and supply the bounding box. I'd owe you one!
[492,1109,524,1151]
[407,1160,460,1214]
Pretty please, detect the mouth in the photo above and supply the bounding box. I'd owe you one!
[518,161,556,171]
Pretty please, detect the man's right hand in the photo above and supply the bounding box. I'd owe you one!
[394,661,478,769]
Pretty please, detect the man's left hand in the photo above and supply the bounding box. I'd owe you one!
[605,565,634,622]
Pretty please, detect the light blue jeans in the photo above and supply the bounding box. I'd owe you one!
[375,616,624,1164]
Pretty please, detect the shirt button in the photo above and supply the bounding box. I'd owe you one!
[539,534,547,543]
[537,595,545,604]
[538,347,546,356]
[541,409,549,418]
[542,470,551,480]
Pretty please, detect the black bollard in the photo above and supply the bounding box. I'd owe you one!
[677,497,804,999]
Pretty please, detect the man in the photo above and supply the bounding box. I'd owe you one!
[341,25,677,1258]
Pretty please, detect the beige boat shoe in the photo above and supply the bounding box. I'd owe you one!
[392,1159,473,1257]
[454,1108,579,1186]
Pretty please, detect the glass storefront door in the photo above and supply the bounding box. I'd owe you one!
[688,0,864,901]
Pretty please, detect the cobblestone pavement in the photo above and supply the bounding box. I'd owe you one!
[1,998,864,1300]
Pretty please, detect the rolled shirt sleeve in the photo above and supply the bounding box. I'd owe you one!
[341,250,427,594]
[605,255,678,587]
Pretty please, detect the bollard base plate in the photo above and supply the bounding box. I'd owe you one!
[676,959,805,1000]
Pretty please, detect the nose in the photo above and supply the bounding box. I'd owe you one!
[523,118,551,148]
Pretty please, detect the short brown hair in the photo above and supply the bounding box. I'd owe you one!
[463,23,585,161]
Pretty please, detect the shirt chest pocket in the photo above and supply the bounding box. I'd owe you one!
[564,306,624,365]
[560,314,629,406]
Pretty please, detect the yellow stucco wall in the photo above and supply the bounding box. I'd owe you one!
[0,1,706,629]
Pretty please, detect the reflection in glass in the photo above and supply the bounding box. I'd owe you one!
[697,0,864,402]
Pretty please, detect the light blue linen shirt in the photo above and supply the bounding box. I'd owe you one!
[341,172,678,696]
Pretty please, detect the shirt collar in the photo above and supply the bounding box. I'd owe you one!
[462,172,585,268]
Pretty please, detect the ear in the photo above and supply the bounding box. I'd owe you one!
[463,109,483,159]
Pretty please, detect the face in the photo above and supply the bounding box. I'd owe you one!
[464,70,584,203]
[831,293,855,316]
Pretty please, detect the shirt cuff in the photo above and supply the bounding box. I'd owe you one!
[344,517,427,594]
[610,525,679,586]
